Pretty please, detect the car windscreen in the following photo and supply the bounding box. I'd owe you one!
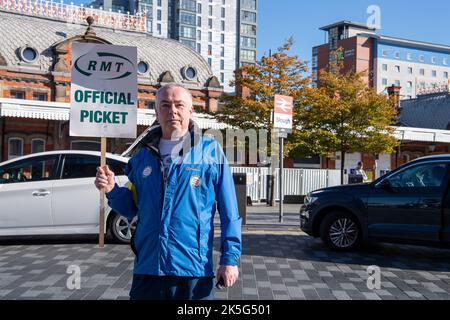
[386,162,449,188]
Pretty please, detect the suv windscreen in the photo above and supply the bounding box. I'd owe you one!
[387,163,448,188]
[0,156,58,184]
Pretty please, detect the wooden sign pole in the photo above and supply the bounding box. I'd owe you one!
[99,137,107,248]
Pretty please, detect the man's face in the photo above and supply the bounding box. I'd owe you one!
[156,87,194,139]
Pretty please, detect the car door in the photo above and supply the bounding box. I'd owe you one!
[0,155,59,234]
[51,154,126,230]
[367,161,449,242]
[441,167,450,243]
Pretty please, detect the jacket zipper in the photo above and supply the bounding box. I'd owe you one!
[145,141,185,274]
[147,146,166,213]
[159,157,166,215]
[147,146,165,275]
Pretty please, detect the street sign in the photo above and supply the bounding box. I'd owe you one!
[272,95,293,223]
[273,94,293,130]
[70,43,137,138]
[277,131,288,138]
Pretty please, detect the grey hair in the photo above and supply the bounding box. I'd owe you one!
[155,83,193,107]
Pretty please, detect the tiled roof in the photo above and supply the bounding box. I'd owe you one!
[0,11,214,88]
[399,93,450,130]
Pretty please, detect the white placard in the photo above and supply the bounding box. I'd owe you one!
[70,43,137,138]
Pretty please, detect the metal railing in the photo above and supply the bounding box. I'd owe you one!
[230,167,341,202]
[0,0,147,32]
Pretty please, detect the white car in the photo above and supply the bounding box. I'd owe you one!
[0,150,136,244]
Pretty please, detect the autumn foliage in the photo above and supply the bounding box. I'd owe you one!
[213,40,399,183]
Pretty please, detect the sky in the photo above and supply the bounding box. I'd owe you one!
[257,0,450,63]
[72,0,450,64]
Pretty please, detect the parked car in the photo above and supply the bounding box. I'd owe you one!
[300,155,450,251]
[0,150,136,244]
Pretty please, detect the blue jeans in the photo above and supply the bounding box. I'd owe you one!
[129,275,215,300]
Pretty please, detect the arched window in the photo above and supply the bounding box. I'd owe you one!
[31,139,45,154]
[8,137,24,160]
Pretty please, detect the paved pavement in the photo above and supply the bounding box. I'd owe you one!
[1,204,450,300]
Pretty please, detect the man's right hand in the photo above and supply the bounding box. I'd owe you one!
[95,165,115,193]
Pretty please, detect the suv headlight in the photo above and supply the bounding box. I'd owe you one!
[303,194,318,206]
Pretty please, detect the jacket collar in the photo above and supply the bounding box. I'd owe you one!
[139,120,201,157]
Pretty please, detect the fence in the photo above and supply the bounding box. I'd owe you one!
[230,167,341,202]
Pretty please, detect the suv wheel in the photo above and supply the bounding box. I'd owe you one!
[320,211,361,251]
[109,213,137,244]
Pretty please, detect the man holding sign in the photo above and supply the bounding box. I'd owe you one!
[95,84,241,300]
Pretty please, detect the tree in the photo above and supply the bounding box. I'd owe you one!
[291,52,399,184]
[211,38,311,205]
[214,37,310,139]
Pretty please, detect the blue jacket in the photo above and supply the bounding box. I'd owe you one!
[106,123,242,277]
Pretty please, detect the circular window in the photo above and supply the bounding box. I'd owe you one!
[20,47,39,63]
[137,61,149,74]
[183,67,197,80]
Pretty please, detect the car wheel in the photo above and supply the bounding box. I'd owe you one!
[320,211,361,251]
[109,213,137,244]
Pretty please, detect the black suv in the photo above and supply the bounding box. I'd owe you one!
[300,155,450,251]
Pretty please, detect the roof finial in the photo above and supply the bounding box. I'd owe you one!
[85,16,96,37]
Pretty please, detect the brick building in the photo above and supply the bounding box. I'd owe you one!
[395,91,450,165]
[309,21,450,179]
[0,10,225,162]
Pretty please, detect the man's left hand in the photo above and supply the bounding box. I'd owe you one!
[216,265,239,289]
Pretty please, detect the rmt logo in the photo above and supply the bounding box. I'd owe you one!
[74,52,134,80]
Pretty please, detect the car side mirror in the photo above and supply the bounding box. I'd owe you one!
[377,179,392,191]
